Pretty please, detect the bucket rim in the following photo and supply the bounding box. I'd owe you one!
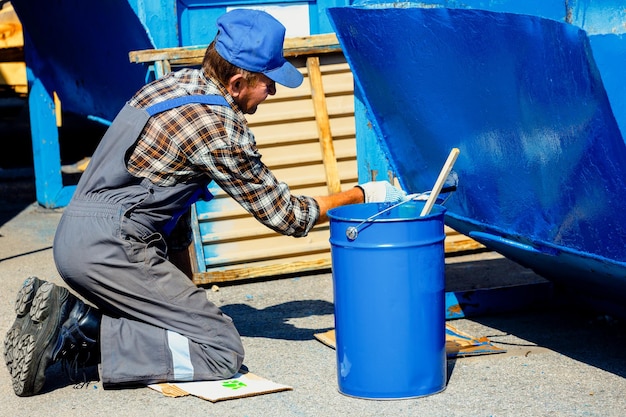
[327,201,447,223]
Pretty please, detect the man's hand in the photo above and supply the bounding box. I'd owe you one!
[357,181,407,203]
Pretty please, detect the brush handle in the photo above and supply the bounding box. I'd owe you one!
[420,148,460,216]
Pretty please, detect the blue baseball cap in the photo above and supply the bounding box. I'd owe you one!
[215,9,304,88]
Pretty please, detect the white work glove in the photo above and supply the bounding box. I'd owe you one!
[357,181,407,203]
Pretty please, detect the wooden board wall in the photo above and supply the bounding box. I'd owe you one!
[192,53,355,284]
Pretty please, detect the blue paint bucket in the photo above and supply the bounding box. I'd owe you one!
[327,201,447,399]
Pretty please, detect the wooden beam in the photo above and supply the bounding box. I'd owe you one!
[128,33,341,67]
[0,46,24,63]
[128,45,206,65]
[307,56,342,194]
[283,33,341,57]
[193,258,332,285]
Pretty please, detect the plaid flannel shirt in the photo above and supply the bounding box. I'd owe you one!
[126,68,320,242]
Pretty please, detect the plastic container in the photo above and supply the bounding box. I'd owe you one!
[327,201,447,399]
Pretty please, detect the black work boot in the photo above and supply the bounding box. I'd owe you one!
[4,278,78,396]
[52,300,102,373]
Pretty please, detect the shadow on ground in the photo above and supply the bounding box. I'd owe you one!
[472,301,626,379]
[221,300,335,340]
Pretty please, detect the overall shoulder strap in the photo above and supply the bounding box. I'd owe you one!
[145,95,229,116]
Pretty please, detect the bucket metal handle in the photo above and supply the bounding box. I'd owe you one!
[345,193,423,241]
[345,147,460,241]
[344,187,456,241]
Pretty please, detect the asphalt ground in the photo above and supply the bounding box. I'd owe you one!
[1,175,626,417]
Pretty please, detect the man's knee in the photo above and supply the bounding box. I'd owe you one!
[216,349,245,378]
[198,342,245,379]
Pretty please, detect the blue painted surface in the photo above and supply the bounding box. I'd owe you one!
[400,0,626,143]
[12,0,155,207]
[328,6,626,301]
[588,33,626,139]
[12,0,154,122]
[328,201,446,399]
[349,1,626,185]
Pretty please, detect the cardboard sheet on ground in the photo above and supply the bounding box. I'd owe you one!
[314,323,506,358]
[148,371,292,402]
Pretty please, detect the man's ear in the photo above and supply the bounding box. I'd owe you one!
[226,73,245,97]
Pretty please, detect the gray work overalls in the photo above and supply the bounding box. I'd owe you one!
[53,96,245,387]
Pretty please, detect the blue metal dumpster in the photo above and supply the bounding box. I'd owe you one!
[327,4,626,304]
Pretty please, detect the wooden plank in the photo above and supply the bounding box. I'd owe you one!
[193,258,332,285]
[201,233,331,267]
[128,33,340,66]
[445,234,486,253]
[0,46,24,63]
[283,33,341,57]
[128,45,207,64]
[307,56,341,194]
[444,227,486,253]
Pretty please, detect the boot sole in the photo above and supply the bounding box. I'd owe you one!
[4,281,76,396]
[4,277,45,395]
